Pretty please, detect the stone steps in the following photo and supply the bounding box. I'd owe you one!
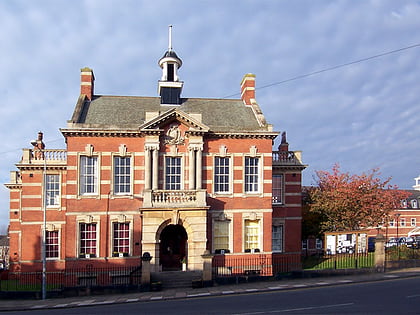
[151,270,203,289]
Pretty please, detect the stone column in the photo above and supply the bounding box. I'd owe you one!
[144,148,151,190]
[196,149,202,190]
[374,233,386,273]
[141,252,153,291]
[189,149,195,190]
[152,149,159,190]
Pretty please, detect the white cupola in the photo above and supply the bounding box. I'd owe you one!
[158,25,184,104]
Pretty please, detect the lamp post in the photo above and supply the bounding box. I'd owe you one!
[396,213,401,260]
[31,137,47,300]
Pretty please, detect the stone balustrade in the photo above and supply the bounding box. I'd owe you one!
[143,189,207,208]
[21,148,67,164]
[272,150,303,165]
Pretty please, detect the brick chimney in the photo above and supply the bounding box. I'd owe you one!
[279,131,289,152]
[80,67,95,100]
[240,73,256,105]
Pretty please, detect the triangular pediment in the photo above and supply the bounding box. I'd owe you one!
[139,108,209,133]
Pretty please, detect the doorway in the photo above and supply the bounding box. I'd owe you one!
[159,224,188,271]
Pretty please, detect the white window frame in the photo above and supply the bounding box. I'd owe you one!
[213,219,231,254]
[79,155,99,195]
[244,156,261,194]
[244,219,261,252]
[316,238,323,249]
[112,222,131,257]
[45,229,60,259]
[45,174,60,207]
[411,218,416,227]
[165,156,183,190]
[272,174,284,204]
[113,155,132,195]
[78,222,99,258]
[389,219,395,227]
[272,224,284,253]
[400,218,406,227]
[214,156,232,194]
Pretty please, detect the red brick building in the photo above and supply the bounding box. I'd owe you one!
[5,42,306,274]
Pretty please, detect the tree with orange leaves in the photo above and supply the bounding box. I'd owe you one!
[309,164,409,232]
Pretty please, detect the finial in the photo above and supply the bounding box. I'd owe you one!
[168,25,173,51]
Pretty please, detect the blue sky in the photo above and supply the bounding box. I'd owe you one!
[1,0,420,233]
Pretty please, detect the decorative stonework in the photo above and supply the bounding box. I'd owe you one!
[85,144,94,157]
[164,124,184,145]
[249,145,258,157]
[118,144,127,157]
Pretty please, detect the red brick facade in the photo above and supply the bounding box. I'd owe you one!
[6,47,306,274]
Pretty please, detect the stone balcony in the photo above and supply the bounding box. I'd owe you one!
[272,150,304,166]
[20,148,67,165]
[143,189,207,208]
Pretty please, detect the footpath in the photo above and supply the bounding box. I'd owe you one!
[0,268,419,312]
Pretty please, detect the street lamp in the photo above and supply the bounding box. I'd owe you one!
[395,213,401,260]
[31,136,47,300]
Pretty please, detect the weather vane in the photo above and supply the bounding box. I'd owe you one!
[168,25,173,51]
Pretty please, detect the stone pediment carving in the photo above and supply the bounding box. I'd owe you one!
[139,108,209,134]
[165,124,184,145]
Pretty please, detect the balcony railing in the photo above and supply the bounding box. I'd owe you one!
[272,151,303,166]
[143,189,207,208]
[21,149,67,165]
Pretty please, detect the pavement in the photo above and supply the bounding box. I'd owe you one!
[0,268,419,312]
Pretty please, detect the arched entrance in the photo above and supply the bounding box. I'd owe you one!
[159,224,188,271]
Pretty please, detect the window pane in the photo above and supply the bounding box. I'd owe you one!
[214,157,230,193]
[80,223,97,255]
[272,225,283,252]
[245,220,259,250]
[80,156,98,194]
[245,157,259,192]
[165,157,181,190]
[46,174,60,206]
[114,156,131,194]
[113,222,130,254]
[46,230,59,258]
[272,174,283,204]
[213,220,229,252]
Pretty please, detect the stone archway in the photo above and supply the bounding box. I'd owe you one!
[159,224,188,271]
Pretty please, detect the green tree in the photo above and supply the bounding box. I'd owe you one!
[309,164,409,232]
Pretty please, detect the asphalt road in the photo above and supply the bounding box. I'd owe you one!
[3,276,420,314]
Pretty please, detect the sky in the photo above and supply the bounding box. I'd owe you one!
[1,0,420,233]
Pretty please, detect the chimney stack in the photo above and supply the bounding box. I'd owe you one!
[240,73,256,105]
[80,67,95,100]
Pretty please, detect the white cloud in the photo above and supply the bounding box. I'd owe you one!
[0,0,420,229]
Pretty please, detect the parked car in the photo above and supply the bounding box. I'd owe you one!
[386,237,399,248]
[402,237,415,248]
[368,237,376,252]
[410,236,420,249]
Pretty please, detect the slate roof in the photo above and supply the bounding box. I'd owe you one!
[69,95,270,133]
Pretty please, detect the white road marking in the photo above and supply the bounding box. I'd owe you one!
[126,298,140,302]
[187,292,211,297]
[150,296,163,300]
[233,302,355,314]
[30,305,47,309]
